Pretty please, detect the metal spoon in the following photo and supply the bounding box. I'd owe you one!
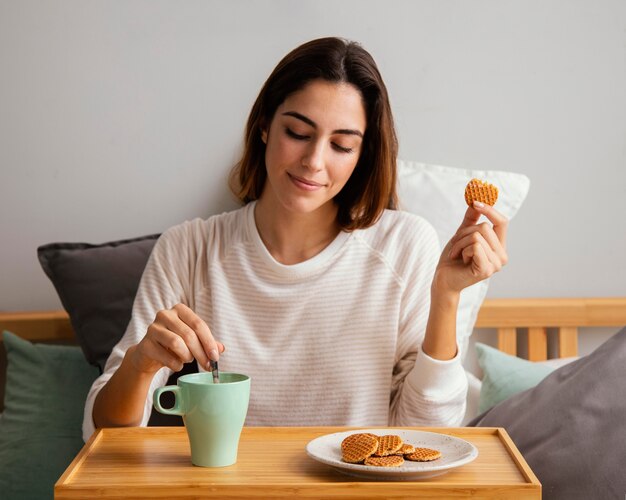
[210,360,220,384]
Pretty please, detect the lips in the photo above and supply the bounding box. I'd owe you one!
[288,173,325,191]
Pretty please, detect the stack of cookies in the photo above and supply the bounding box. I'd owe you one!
[340,432,442,468]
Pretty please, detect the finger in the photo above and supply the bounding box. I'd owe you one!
[151,347,185,372]
[456,203,483,232]
[145,322,190,372]
[174,304,222,369]
[466,231,507,276]
[159,310,210,369]
[149,318,194,363]
[461,241,494,278]
[458,231,503,272]
[471,201,509,248]
[449,222,503,260]
[157,308,226,367]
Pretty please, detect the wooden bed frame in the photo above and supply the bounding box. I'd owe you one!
[473,297,626,360]
[1,297,626,361]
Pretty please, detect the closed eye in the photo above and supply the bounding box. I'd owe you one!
[286,127,355,154]
[332,143,353,154]
[285,128,309,140]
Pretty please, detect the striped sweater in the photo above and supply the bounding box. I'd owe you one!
[83,202,467,441]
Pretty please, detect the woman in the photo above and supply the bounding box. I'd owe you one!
[84,37,508,440]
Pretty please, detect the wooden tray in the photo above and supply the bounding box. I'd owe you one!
[55,426,540,499]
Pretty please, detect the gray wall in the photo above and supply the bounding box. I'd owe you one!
[2,1,625,320]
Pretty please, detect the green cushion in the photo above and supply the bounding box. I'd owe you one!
[0,331,99,500]
[475,342,553,414]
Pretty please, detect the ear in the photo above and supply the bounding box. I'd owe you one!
[260,127,268,144]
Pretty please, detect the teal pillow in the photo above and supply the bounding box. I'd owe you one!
[475,342,553,414]
[0,331,99,500]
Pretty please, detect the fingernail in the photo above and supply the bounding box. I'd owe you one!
[209,349,219,361]
[473,201,485,208]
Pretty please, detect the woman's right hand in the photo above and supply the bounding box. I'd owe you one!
[128,303,225,375]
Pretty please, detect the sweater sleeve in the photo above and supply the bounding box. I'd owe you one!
[388,218,468,427]
[82,222,197,442]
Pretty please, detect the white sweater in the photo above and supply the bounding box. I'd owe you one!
[83,202,467,441]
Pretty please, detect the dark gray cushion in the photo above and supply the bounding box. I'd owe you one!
[37,234,159,371]
[469,326,626,500]
[37,233,193,427]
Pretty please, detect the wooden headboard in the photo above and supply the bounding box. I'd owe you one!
[1,298,626,361]
[474,297,626,360]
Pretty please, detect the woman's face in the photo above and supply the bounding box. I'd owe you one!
[260,79,367,218]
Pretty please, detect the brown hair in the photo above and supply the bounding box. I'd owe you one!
[229,37,398,230]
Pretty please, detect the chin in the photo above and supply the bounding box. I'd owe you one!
[281,195,333,217]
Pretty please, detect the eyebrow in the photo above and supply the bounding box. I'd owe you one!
[281,111,364,138]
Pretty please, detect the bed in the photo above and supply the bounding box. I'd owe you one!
[1,296,625,500]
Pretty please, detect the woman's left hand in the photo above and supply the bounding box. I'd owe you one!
[434,201,509,294]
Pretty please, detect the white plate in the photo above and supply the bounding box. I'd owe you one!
[305,429,478,480]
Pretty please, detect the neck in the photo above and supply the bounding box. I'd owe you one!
[254,198,341,265]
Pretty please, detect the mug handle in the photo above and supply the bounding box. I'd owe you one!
[153,385,184,415]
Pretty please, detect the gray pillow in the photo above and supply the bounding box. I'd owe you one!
[469,326,626,500]
[37,233,195,427]
[37,234,159,371]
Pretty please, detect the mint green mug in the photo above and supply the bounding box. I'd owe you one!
[153,372,250,467]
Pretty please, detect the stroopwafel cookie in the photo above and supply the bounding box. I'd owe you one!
[374,434,403,456]
[364,455,405,467]
[341,433,379,464]
[464,178,498,207]
[405,447,442,462]
[396,443,416,455]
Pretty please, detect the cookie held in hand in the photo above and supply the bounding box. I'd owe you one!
[464,178,499,206]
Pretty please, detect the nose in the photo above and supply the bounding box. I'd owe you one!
[302,139,325,172]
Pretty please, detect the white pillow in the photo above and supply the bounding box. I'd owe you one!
[396,161,530,359]
[463,370,482,425]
